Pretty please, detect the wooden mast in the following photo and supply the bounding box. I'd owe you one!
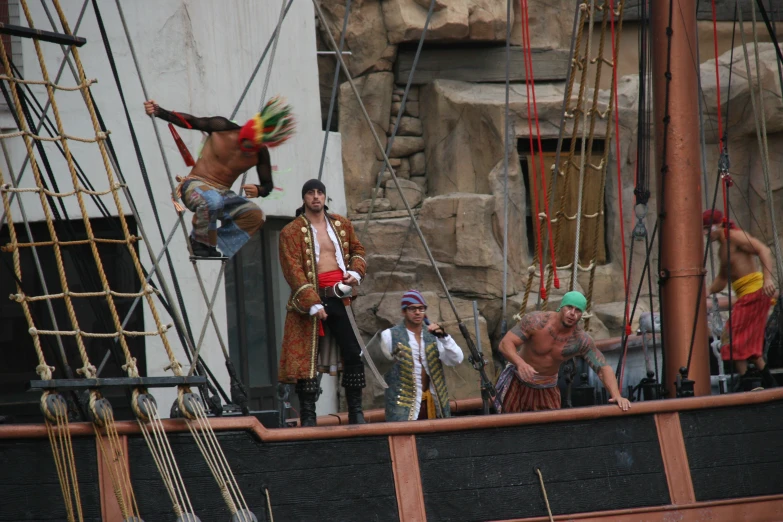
[652,0,712,396]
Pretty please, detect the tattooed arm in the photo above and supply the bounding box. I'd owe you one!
[572,332,631,411]
[498,313,548,382]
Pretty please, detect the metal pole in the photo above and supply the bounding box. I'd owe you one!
[472,301,482,354]
[651,0,711,396]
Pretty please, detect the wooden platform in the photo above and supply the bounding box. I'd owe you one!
[1,389,782,521]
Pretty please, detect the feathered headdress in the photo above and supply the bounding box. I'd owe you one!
[238,96,296,151]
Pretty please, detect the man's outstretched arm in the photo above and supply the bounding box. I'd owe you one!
[144,100,240,133]
[576,334,631,411]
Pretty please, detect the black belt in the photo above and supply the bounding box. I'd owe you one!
[318,286,343,299]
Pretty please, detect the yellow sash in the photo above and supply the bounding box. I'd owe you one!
[731,272,763,299]
[422,390,437,420]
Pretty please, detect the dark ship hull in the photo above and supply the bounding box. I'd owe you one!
[2,390,782,522]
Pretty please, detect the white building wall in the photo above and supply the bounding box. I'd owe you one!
[1,1,344,414]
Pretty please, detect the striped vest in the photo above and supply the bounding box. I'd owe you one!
[384,323,451,422]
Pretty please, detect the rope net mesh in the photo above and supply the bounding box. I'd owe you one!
[0,1,254,520]
[518,0,626,323]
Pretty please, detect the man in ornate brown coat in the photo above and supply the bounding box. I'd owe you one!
[278,179,367,426]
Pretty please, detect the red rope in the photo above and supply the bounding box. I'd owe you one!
[521,0,560,293]
[710,0,732,236]
[520,0,547,298]
[609,1,631,338]
[710,0,724,152]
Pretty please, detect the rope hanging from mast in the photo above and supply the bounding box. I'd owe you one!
[518,0,625,327]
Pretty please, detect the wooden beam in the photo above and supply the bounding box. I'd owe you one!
[500,494,783,521]
[395,47,569,85]
[389,435,428,522]
[0,22,86,47]
[655,412,696,505]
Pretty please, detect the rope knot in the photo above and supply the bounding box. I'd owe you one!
[28,327,38,336]
[36,364,55,380]
[10,293,24,302]
[77,364,97,378]
[165,360,184,375]
[122,358,139,377]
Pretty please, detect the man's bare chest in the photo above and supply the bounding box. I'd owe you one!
[204,135,257,173]
[314,225,336,252]
[528,328,578,360]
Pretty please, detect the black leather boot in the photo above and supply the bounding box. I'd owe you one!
[295,379,319,427]
[342,365,366,425]
[740,369,763,391]
[761,366,778,388]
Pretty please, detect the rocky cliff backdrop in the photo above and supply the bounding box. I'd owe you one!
[315,0,783,406]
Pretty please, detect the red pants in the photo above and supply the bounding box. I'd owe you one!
[721,289,772,361]
[501,378,561,412]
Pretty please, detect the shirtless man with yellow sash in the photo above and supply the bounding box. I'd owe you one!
[704,209,777,388]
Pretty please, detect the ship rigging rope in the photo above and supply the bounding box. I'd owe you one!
[108,0,251,414]
[609,0,631,336]
[542,0,589,311]
[0,0,249,518]
[501,0,514,336]
[238,0,287,195]
[0,2,144,516]
[89,0,229,414]
[520,0,560,301]
[744,3,783,283]
[570,0,596,293]
[46,394,84,522]
[522,0,590,316]
[585,0,627,328]
[537,0,582,310]
[0,2,139,414]
[535,468,555,522]
[31,0,197,516]
[108,1,294,517]
[317,0,352,182]
[313,0,497,402]
[519,0,625,326]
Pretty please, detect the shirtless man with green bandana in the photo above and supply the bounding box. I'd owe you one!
[495,291,631,412]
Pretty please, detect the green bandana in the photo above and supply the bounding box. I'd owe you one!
[557,291,587,312]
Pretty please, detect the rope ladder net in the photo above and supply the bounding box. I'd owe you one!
[0,1,259,520]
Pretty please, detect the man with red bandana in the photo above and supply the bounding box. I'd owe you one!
[143,98,294,258]
[278,180,368,426]
[703,209,778,388]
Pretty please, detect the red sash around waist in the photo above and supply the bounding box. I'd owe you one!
[318,269,344,288]
[317,270,344,336]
